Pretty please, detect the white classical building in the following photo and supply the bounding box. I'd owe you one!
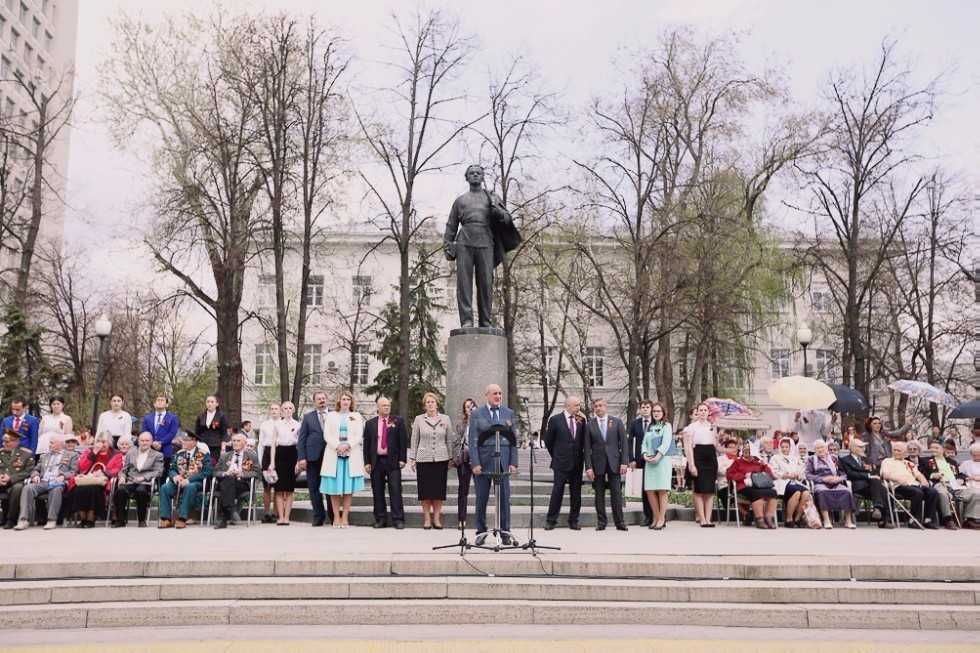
[239,227,918,434]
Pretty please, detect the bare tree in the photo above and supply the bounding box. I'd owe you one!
[355,8,482,414]
[795,39,939,406]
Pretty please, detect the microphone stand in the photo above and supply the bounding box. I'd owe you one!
[519,397,560,553]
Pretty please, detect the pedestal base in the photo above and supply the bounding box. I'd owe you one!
[446,328,508,418]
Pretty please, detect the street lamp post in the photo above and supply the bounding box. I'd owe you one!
[797,324,812,378]
[90,314,113,435]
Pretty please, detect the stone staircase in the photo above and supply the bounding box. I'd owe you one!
[2,555,977,630]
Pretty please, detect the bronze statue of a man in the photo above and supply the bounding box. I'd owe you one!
[443,164,521,328]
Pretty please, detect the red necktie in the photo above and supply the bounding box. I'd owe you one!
[13,417,21,431]
[380,419,388,450]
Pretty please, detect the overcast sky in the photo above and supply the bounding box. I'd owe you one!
[63,0,977,289]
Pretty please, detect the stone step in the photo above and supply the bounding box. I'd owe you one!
[0,576,975,607]
[6,555,974,583]
[0,598,975,630]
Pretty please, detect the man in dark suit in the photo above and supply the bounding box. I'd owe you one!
[584,397,629,531]
[363,396,408,529]
[628,399,655,527]
[468,383,519,545]
[839,438,893,528]
[543,395,585,530]
[213,433,261,529]
[141,395,180,477]
[194,395,230,463]
[297,391,333,526]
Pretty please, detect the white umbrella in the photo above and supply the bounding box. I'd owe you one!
[767,376,836,410]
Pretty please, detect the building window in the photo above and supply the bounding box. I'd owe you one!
[6,247,18,269]
[811,290,831,313]
[5,0,14,13]
[1,56,9,79]
[10,28,19,50]
[41,0,48,15]
[43,30,51,52]
[31,16,38,38]
[18,2,27,24]
[305,274,324,306]
[584,347,604,388]
[257,274,275,308]
[544,346,560,381]
[23,42,30,66]
[303,344,322,385]
[353,344,370,386]
[254,345,274,386]
[0,15,6,36]
[352,274,372,304]
[814,349,836,383]
[770,348,790,379]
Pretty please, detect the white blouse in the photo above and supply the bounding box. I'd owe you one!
[37,413,75,455]
[96,410,133,440]
[273,418,300,447]
[258,418,280,448]
[685,421,718,446]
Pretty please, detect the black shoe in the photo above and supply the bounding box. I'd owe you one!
[544,522,556,531]
[110,521,126,528]
[433,524,444,530]
[784,521,796,528]
[312,518,325,527]
[474,532,487,546]
[214,519,228,529]
[138,520,148,528]
[616,524,628,531]
[596,524,606,531]
[501,535,513,545]
[3,522,14,530]
[568,523,581,531]
[394,522,405,529]
[373,521,387,529]
[924,521,940,530]
[82,520,95,529]
[879,520,895,529]
[262,514,276,524]
[641,519,653,527]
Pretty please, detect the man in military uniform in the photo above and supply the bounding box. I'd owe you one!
[158,431,212,529]
[0,428,36,528]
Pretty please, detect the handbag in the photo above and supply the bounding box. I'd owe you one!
[76,462,108,487]
[262,469,279,485]
[749,471,774,490]
[649,425,678,457]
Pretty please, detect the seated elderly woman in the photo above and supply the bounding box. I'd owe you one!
[726,441,779,528]
[805,439,857,529]
[768,437,811,527]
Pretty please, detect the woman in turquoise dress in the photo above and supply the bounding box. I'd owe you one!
[642,402,673,530]
[320,390,365,528]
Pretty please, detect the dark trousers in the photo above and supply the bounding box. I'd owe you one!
[369,456,405,524]
[217,476,251,515]
[474,473,510,534]
[636,463,653,523]
[306,457,333,523]
[455,244,494,327]
[456,461,473,523]
[546,466,583,525]
[113,483,154,523]
[894,484,939,523]
[162,457,172,478]
[853,479,890,515]
[593,468,625,527]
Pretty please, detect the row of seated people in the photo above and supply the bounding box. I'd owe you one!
[0,428,256,531]
[717,436,979,530]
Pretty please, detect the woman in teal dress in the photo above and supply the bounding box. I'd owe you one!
[320,390,365,528]
[642,402,673,530]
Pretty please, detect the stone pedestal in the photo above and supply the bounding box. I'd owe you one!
[446,327,508,418]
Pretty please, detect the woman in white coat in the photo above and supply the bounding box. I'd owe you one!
[320,390,365,528]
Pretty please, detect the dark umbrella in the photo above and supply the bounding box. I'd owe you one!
[827,384,869,414]
[948,400,980,420]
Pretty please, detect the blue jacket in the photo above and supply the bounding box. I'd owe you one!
[141,411,180,457]
[1,414,39,453]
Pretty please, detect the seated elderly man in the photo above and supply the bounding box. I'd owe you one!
[880,440,939,529]
[839,437,894,528]
[112,432,165,528]
[13,434,78,530]
[959,443,980,529]
[0,428,35,528]
[213,432,260,529]
[158,431,212,529]
[919,439,977,531]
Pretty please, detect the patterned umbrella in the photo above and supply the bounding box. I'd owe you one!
[887,380,958,408]
[714,414,769,430]
[704,397,753,423]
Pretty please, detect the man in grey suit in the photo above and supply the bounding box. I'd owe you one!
[111,431,165,528]
[584,398,629,531]
[468,383,519,545]
[13,434,78,530]
[213,433,261,529]
[296,391,333,526]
